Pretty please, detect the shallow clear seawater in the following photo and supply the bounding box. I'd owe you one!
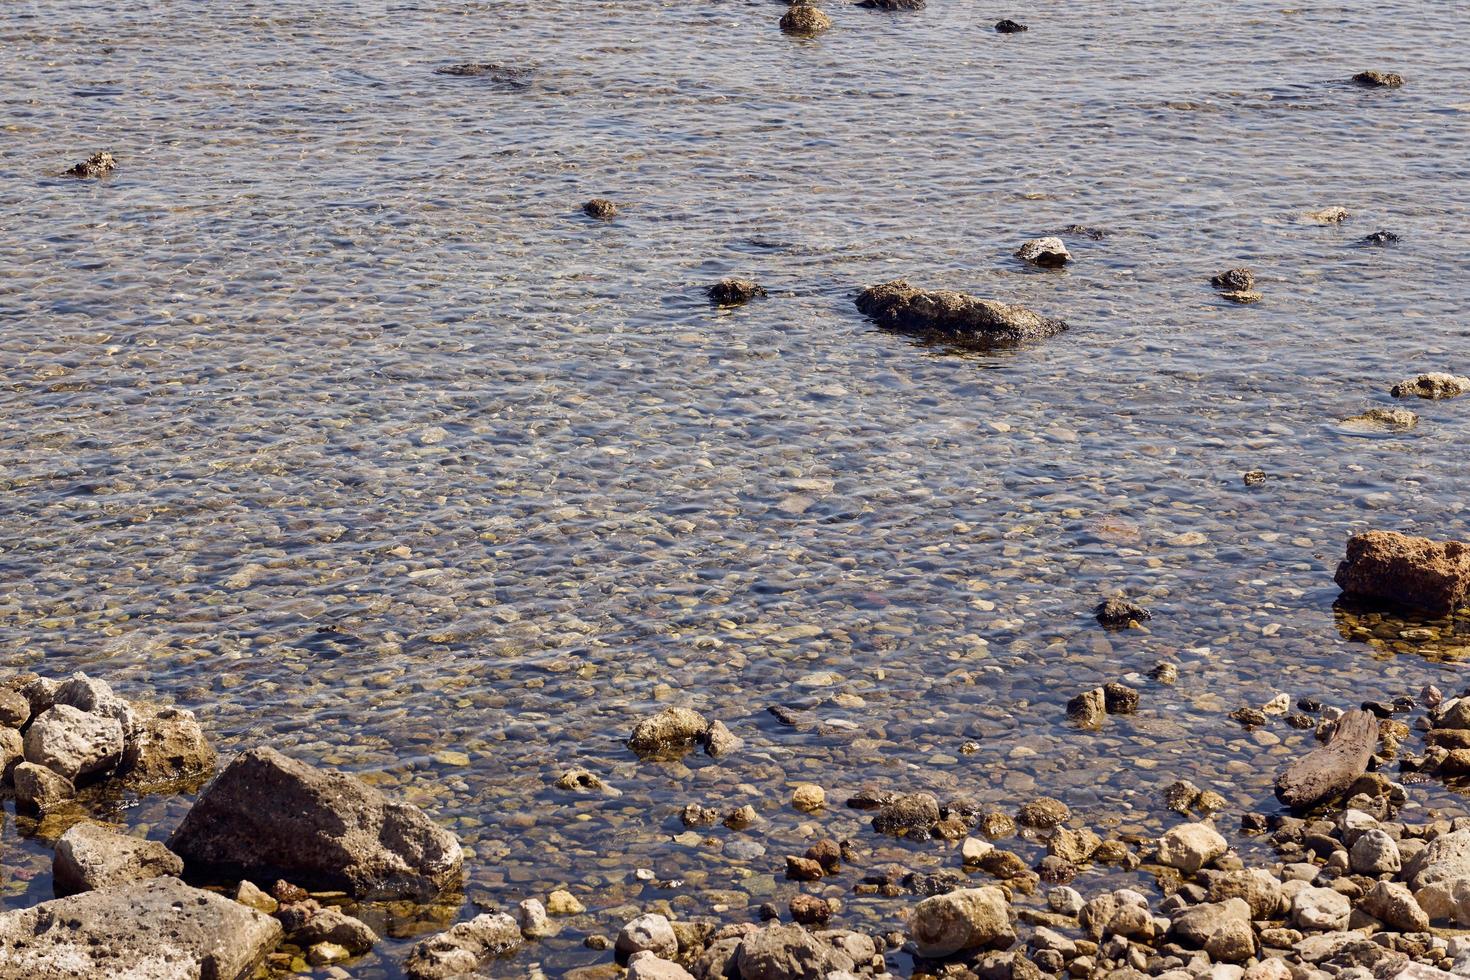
[2,0,1470,975]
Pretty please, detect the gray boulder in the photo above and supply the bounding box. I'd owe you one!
[735,924,850,980]
[168,747,463,900]
[23,703,124,782]
[53,822,184,897]
[0,876,280,980]
[13,760,75,813]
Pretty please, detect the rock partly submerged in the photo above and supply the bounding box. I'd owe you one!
[1274,708,1378,809]
[1014,237,1071,267]
[63,151,116,179]
[780,4,832,35]
[0,876,280,980]
[1390,372,1470,399]
[854,280,1067,347]
[1335,529,1470,615]
[403,912,522,979]
[168,746,463,900]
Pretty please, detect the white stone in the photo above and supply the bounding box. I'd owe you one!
[616,913,677,959]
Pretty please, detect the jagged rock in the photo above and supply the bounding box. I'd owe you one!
[23,704,124,782]
[708,279,766,306]
[403,913,521,979]
[1016,798,1069,829]
[1157,823,1227,874]
[1340,407,1418,432]
[1360,880,1428,932]
[63,152,116,179]
[0,876,279,979]
[854,280,1067,347]
[1048,827,1101,864]
[53,823,183,897]
[1353,70,1404,88]
[1103,683,1139,715]
[1274,708,1379,808]
[13,760,76,813]
[910,886,1015,957]
[53,673,137,737]
[1067,688,1106,728]
[1337,530,1470,614]
[169,747,463,900]
[1015,237,1071,267]
[628,707,709,756]
[1095,596,1150,629]
[1211,268,1255,291]
[1390,373,1470,399]
[780,4,831,35]
[120,702,216,788]
[994,19,1027,33]
[872,793,940,836]
[703,720,743,758]
[582,199,617,219]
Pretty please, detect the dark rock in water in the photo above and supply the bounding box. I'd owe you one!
[1095,596,1151,629]
[1066,688,1106,728]
[994,19,1028,33]
[1210,267,1260,303]
[1335,529,1470,614]
[1062,223,1107,240]
[119,702,217,790]
[872,792,940,837]
[583,198,617,220]
[1036,856,1076,884]
[845,787,897,809]
[781,4,832,35]
[854,280,1067,347]
[785,855,824,881]
[1353,70,1404,88]
[434,63,533,88]
[628,706,709,756]
[855,0,925,9]
[168,746,464,900]
[1275,708,1378,809]
[708,278,767,306]
[1243,469,1268,486]
[1103,683,1139,715]
[806,838,842,873]
[788,894,832,926]
[64,152,116,178]
[0,877,280,979]
[1361,230,1400,245]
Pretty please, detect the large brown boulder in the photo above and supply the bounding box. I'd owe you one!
[855,280,1066,347]
[1335,530,1470,614]
[0,876,280,979]
[168,747,463,900]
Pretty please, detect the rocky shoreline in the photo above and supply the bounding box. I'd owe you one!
[1,527,1469,979]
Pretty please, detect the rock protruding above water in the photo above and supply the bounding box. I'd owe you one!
[168,746,464,900]
[708,278,767,306]
[53,822,184,897]
[1095,595,1151,629]
[1340,407,1418,432]
[403,912,522,979]
[1304,206,1350,224]
[1362,229,1401,246]
[629,706,706,754]
[854,280,1067,347]
[583,198,618,219]
[433,63,533,88]
[1274,708,1379,809]
[63,152,116,178]
[1390,372,1470,399]
[780,4,832,35]
[910,886,1015,957]
[23,703,123,782]
[1210,267,1261,304]
[1335,529,1470,615]
[1353,70,1404,88]
[994,19,1028,33]
[854,0,924,9]
[1015,237,1071,267]
[0,876,280,980]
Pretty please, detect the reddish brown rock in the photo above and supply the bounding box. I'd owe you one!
[1335,530,1470,615]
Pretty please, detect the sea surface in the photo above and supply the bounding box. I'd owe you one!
[1,0,1469,975]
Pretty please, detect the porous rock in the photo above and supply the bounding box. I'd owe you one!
[910,886,1015,958]
[0,876,280,980]
[855,280,1067,347]
[780,4,832,35]
[403,912,521,979]
[1335,530,1470,615]
[23,703,124,782]
[53,822,184,897]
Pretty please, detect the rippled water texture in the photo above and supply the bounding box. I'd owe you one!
[2,0,1469,975]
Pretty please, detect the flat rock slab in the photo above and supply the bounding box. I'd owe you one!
[1275,709,1378,810]
[0,876,281,980]
[854,280,1067,347]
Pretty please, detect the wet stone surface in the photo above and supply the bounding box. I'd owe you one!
[2,1,1469,978]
